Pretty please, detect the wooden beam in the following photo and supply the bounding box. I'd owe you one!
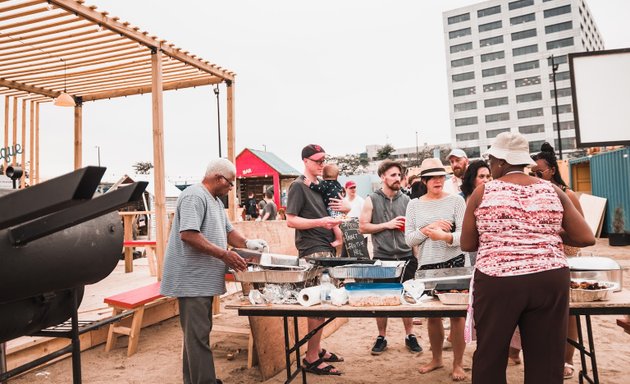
[0,19,87,45]
[12,97,17,165]
[227,81,236,221]
[29,100,34,186]
[0,78,60,98]
[20,99,26,187]
[82,76,222,101]
[151,50,166,281]
[74,101,82,169]
[68,72,210,95]
[0,0,42,14]
[3,96,8,168]
[49,0,235,80]
[35,102,39,184]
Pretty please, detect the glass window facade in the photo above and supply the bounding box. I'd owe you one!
[552,104,573,114]
[509,0,534,11]
[513,44,538,56]
[554,137,576,150]
[487,128,511,138]
[518,124,545,134]
[452,71,475,82]
[547,55,568,66]
[479,20,502,32]
[545,21,573,34]
[450,42,473,53]
[450,27,472,39]
[482,66,506,77]
[544,5,571,18]
[511,29,537,41]
[514,60,539,72]
[515,75,541,87]
[553,121,575,131]
[451,56,474,67]
[455,116,478,126]
[510,13,535,25]
[480,35,504,47]
[483,81,508,92]
[478,5,501,18]
[448,13,470,24]
[453,86,476,97]
[529,140,546,153]
[550,87,572,98]
[516,92,542,103]
[454,101,478,112]
[456,132,480,141]
[484,97,509,108]
[485,112,510,123]
[547,37,574,50]
[481,51,505,62]
[549,71,570,81]
[517,108,544,119]
[463,147,481,158]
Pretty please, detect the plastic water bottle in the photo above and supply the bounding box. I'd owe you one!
[320,272,332,305]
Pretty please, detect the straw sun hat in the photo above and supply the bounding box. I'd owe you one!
[485,132,536,166]
[418,158,447,177]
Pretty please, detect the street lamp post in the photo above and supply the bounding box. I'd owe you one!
[95,145,101,167]
[550,54,563,159]
[214,85,222,158]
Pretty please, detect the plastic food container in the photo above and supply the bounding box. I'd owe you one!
[329,261,405,280]
[570,280,618,302]
[568,257,623,292]
[344,283,402,307]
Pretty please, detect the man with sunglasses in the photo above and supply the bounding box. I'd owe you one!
[286,144,345,376]
[161,158,268,384]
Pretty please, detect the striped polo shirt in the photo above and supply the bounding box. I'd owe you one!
[161,183,233,297]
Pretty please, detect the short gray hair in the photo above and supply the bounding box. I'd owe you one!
[204,158,236,179]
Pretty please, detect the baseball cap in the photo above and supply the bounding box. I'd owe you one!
[301,144,326,160]
[345,180,356,189]
[447,148,468,160]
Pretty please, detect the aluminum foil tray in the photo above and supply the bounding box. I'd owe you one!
[414,267,473,291]
[329,261,405,280]
[231,260,320,283]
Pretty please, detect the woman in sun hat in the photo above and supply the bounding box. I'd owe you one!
[460,132,595,383]
[405,157,467,381]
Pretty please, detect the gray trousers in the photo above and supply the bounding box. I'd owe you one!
[178,296,217,384]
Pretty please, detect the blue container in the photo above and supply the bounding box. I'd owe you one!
[344,283,403,307]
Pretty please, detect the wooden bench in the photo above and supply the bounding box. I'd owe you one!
[617,318,630,335]
[123,240,158,276]
[104,282,165,356]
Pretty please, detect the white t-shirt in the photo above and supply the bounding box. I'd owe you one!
[344,195,365,218]
[443,175,462,195]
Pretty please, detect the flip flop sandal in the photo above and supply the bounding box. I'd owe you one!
[564,363,575,380]
[319,348,344,362]
[302,358,342,376]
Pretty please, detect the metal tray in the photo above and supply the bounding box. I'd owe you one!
[328,261,405,280]
[231,260,320,283]
[306,257,375,267]
[414,267,472,290]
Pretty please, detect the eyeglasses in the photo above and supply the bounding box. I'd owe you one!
[307,157,326,165]
[218,175,234,187]
[532,168,551,178]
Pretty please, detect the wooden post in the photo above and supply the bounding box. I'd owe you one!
[29,101,34,186]
[12,97,17,166]
[35,102,40,184]
[3,96,8,169]
[123,215,134,273]
[20,100,26,188]
[74,100,82,169]
[226,81,236,221]
[151,49,167,281]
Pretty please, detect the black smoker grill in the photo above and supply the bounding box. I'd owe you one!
[0,166,147,383]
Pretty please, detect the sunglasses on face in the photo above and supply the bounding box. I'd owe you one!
[531,168,551,178]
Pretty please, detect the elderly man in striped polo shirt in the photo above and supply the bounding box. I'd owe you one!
[161,158,268,384]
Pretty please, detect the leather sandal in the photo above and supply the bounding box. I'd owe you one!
[319,348,344,362]
[564,363,575,380]
[302,358,342,376]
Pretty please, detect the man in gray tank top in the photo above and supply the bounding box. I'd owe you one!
[359,160,422,355]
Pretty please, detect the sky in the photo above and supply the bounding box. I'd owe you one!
[24,0,630,182]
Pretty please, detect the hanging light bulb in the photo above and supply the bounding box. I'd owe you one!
[54,59,76,107]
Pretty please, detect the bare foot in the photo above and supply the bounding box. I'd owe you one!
[419,359,444,374]
[452,365,467,382]
[508,347,521,365]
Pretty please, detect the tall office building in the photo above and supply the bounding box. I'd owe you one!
[443,0,603,158]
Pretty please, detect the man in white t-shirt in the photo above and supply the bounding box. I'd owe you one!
[343,180,364,218]
[443,148,469,195]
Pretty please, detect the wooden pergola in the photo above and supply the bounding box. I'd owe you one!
[0,0,237,278]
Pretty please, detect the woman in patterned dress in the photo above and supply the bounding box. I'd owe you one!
[461,132,594,384]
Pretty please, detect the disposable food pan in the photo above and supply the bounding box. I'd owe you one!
[435,292,469,305]
[569,281,618,302]
[328,261,405,280]
[231,261,320,284]
[414,267,472,291]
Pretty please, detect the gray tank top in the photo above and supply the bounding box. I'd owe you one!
[369,189,412,260]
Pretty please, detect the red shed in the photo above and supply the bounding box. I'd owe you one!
[235,148,301,209]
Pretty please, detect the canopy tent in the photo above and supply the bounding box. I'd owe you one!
[0,0,237,278]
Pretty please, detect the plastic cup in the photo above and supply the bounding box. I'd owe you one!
[398,217,406,232]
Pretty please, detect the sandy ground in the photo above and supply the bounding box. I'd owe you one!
[10,239,630,384]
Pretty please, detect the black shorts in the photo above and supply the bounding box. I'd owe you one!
[419,254,465,270]
[375,256,418,283]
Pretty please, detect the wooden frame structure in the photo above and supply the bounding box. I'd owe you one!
[0,0,237,278]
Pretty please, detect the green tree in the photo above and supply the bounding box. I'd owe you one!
[132,161,153,175]
[329,154,369,175]
[376,144,395,160]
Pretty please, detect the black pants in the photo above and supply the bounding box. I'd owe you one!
[472,268,569,384]
[179,296,218,384]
